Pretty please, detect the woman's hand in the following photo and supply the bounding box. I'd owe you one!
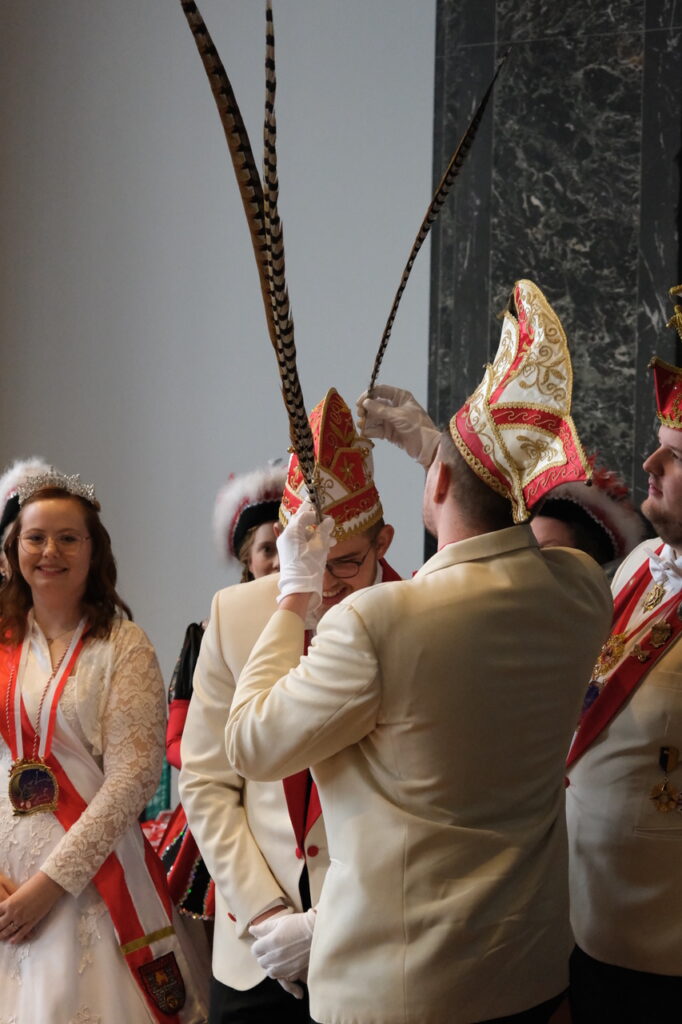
[0,872,17,901]
[0,870,65,943]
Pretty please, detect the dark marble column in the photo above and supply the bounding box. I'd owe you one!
[429,0,682,512]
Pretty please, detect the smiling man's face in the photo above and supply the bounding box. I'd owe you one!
[320,523,394,613]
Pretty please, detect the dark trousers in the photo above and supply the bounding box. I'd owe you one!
[209,974,315,1024]
[477,990,566,1024]
[570,945,682,1024]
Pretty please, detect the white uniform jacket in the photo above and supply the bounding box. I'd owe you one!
[179,572,329,990]
[567,538,682,975]
[227,525,613,1024]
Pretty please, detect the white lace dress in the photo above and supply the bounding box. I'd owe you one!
[0,617,185,1024]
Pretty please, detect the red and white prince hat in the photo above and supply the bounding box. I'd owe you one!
[650,356,682,427]
[649,284,682,428]
[280,388,383,541]
[450,279,591,523]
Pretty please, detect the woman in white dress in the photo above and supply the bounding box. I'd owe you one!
[0,473,207,1023]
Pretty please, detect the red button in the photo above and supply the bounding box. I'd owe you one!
[295,847,304,859]
[307,845,319,857]
[228,913,236,922]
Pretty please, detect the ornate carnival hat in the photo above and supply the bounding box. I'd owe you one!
[280,388,382,540]
[651,356,682,428]
[648,285,682,428]
[213,462,287,563]
[450,279,590,523]
[538,457,646,565]
[0,457,54,539]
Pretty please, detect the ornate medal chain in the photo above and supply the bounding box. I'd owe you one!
[3,645,69,762]
[584,575,679,713]
[4,621,85,815]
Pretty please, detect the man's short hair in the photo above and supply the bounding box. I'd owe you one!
[438,429,515,531]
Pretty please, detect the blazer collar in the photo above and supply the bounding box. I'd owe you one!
[415,524,538,578]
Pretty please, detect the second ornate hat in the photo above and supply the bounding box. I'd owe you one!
[450,279,591,523]
[650,356,682,429]
[280,388,383,540]
[213,463,287,563]
[0,457,55,539]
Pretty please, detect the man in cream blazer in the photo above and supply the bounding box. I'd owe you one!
[180,389,398,1023]
[566,353,682,1022]
[226,281,614,1024]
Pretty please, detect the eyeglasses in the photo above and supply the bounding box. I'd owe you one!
[19,531,91,555]
[325,544,375,580]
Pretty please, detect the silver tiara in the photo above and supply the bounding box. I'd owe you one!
[16,472,97,507]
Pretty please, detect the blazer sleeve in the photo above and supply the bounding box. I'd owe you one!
[178,591,289,936]
[226,603,381,781]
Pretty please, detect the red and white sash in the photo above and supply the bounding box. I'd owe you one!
[567,549,682,769]
[0,636,205,1023]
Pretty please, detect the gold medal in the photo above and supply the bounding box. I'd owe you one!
[643,582,666,612]
[594,632,627,676]
[650,621,673,648]
[650,746,681,814]
[8,758,59,815]
[650,779,678,812]
[631,643,650,663]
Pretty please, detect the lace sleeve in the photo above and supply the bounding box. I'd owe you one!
[41,628,166,896]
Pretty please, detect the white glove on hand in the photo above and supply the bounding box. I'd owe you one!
[249,907,316,994]
[276,501,335,621]
[356,385,440,468]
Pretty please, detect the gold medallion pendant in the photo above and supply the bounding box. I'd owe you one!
[650,779,679,813]
[8,758,59,815]
[643,583,666,612]
[594,633,627,676]
[650,621,673,648]
[650,746,681,814]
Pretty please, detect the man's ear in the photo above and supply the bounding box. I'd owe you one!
[374,524,395,559]
[432,460,452,504]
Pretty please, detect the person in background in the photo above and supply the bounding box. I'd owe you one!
[161,462,287,923]
[0,472,207,1022]
[180,388,398,1024]
[0,458,55,581]
[531,460,647,571]
[566,344,682,1023]
[226,280,612,1024]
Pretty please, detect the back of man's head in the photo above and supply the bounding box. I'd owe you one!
[438,429,515,533]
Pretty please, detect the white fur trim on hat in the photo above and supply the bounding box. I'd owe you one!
[0,457,54,514]
[213,462,287,562]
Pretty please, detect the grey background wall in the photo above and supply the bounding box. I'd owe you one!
[0,1,436,681]
[429,0,682,510]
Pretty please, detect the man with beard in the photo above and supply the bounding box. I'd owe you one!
[566,345,682,1022]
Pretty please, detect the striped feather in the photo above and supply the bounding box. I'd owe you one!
[179,0,320,514]
[368,50,510,393]
[261,2,320,514]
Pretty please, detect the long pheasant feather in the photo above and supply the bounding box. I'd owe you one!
[179,0,320,514]
[262,2,320,515]
[368,51,509,393]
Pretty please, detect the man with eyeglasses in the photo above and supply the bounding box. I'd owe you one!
[225,281,613,1024]
[179,388,398,1024]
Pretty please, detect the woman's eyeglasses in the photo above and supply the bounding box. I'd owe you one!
[19,532,91,555]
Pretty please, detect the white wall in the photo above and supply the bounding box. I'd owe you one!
[0,1,436,681]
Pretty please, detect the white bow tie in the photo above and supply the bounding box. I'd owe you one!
[648,546,682,594]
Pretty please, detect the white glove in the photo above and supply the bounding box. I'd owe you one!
[249,907,316,990]
[356,385,440,468]
[276,501,335,621]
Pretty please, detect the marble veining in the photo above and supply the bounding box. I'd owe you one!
[429,0,681,511]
